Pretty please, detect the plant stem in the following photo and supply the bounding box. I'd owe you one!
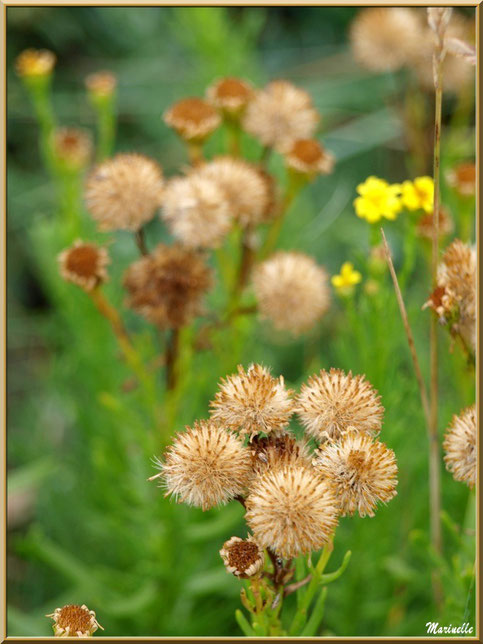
[135,228,148,256]
[187,141,204,166]
[165,327,180,391]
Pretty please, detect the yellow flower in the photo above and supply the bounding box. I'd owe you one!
[354,176,402,223]
[331,262,362,296]
[401,176,434,213]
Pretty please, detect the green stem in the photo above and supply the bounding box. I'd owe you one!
[301,587,328,637]
[94,96,116,161]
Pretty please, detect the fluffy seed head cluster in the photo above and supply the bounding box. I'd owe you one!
[243,80,320,152]
[253,252,330,335]
[206,77,254,116]
[123,244,212,328]
[443,405,476,488]
[46,604,102,637]
[249,432,311,473]
[58,240,109,292]
[85,70,117,98]
[313,430,398,517]
[52,127,93,171]
[220,535,264,578]
[159,421,252,511]
[85,153,164,231]
[210,364,294,439]
[416,207,453,240]
[15,48,56,78]
[447,161,476,197]
[193,157,273,227]
[285,139,335,177]
[161,174,232,249]
[297,368,384,443]
[163,97,221,142]
[350,8,423,72]
[246,464,339,558]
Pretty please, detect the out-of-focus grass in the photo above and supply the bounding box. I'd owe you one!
[7,6,475,637]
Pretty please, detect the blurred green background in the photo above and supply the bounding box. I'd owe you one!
[7,6,476,637]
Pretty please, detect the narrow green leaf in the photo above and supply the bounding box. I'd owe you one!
[235,609,255,637]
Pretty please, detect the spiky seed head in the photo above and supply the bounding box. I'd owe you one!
[58,240,109,292]
[15,48,56,78]
[245,464,339,559]
[443,405,476,488]
[206,77,254,116]
[285,139,335,177]
[52,127,93,171]
[161,173,232,249]
[85,153,164,232]
[123,243,212,329]
[313,430,398,517]
[242,80,319,153]
[163,97,221,143]
[297,368,384,443]
[46,604,103,637]
[446,161,476,197]
[156,421,252,511]
[210,364,294,440]
[253,251,330,335]
[220,535,264,578]
[249,432,311,473]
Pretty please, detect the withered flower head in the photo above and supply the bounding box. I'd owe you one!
[206,77,254,116]
[253,251,330,335]
[285,139,335,177]
[58,240,109,292]
[416,206,454,240]
[313,429,398,517]
[246,464,339,559]
[193,156,273,227]
[220,535,264,578]
[350,8,424,72]
[249,432,311,473]
[163,97,221,143]
[46,604,103,637]
[15,48,56,78]
[443,405,476,488]
[123,243,212,329]
[52,127,93,171]
[210,364,294,440]
[446,161,476,197]
[297,368,384,443]
[161,174,232,249]
[156,420,252,511]
[242,80,320,152]
[85,70,117,98]
[85,153,164,232]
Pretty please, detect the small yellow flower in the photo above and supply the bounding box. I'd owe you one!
[354,176,402,223]
[331,262,362,296]
[401,176,434,213]
[15,49,56,78]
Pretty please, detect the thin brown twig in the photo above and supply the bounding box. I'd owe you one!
[283,574,312,597]
[135,228,148,256]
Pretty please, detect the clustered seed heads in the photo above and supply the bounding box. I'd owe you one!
[443,405,476,488]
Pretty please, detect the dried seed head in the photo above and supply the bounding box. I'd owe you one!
[15,48,56,77]
[297,368,384,443]
[156,421,252,511]
[58,240,109,292]
[350,8,424,72]
[52,127,93,171]
[163,97,221,143]
[206,77,254,116]
[210,364,294,440]
[443,405,476,488]
[416,206,453,240]
[220,535,264,578]
[85,70,117,98]
[193,156,273,227]
[242,80,320,152]
[245,464,339,559]
[446,161,476,196]
[46,604,103,637]
[285,139,335,176]
[253,252,330,335]
[313,429,398,517]
[85,153,164,232]
[249,432,311,473]
[123,243,212,329]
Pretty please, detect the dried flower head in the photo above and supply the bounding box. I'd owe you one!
[193,157,273,227]
[123,243,212,329]
[443,405,476,488]
[242,80,320,152]
[58,240,109,292]
[220,535,264,578]
[156,421,252,511]
[253,252,330,335]
[416,206,453,240]
[85,153,164,232]
[249,432,311,473]
[350,8,423,72]
[15,48,56,78]
[246,464,339,559]
[52,127,93,171]
[161,174,232,249]
[313,430,398,517]
[46,604,103,637]
[210,364,294,440]
[285,139,335,177]
[446,161,476,197]
[297,368,384,443]
[206,77,254,116]
[163,97,221,143]
[85,70,117,98]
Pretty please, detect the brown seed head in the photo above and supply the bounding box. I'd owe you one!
[220,535,264,578]
[58,240,109,292]
[446,161,476,196]
[46,604,102,637]
[416,206,453,240]
[206,77,254,116]
[15,48,56,77]
[163,97,221,142]
[285,139,335,176]
[52,127,93,171]
[443,405,476,488]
